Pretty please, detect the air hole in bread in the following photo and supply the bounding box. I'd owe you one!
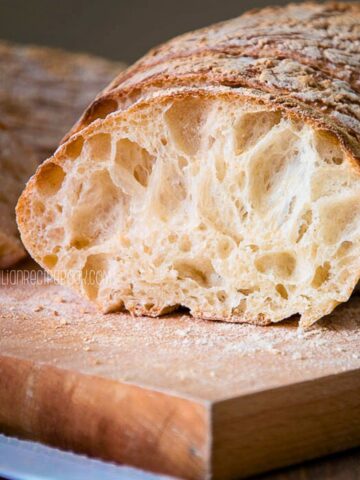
[234,111,281,155]
[174,258,215,288]
[320,195,360,244]
[336,240,353,257]
[311,262,330,288]
[255,252,296,279]
[315,131,344,165]
[217,290,227,302]
[65,136,84,160]
[114,138,154,192]
[276,283,288,300]
[69,169,125,248]
[86,98,118,125]
[82,254,108,300]
[43,254,58,269]
[232,298,247,315]
[71,237,90,249]
[165,97,209,155]
[296,210,313,242]
[134,164,150,187]
[32,200,45,215]
[238,287,256,295]
[86,133,111,162]
[36,163,65,196]
[143,302,156,312]
[249,127,300,213]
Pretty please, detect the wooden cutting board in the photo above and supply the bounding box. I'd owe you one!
[0,260,360,480]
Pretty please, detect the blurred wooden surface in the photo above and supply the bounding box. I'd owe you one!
[0,40,125,162]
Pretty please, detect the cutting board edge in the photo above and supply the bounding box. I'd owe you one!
[0,353,211,480]
[2,355,360,480]
[211,366,360,479]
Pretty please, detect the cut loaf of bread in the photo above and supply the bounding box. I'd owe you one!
[17,3,360,327]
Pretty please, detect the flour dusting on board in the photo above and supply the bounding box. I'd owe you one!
[1,261,360,400]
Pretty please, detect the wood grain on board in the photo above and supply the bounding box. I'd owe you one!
[0,261,360,479]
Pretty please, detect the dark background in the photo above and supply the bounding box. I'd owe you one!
[0,0,304,64]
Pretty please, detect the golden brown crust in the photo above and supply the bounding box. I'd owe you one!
[64,1,360,166]
[122,2,360,91]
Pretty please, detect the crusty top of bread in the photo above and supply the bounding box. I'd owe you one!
[65,2,360,164]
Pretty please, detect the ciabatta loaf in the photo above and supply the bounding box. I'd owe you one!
[17,3,360,327]
[1,124,37,268]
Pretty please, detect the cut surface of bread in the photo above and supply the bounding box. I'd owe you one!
[0,124,37,268]
[17,89,360,327]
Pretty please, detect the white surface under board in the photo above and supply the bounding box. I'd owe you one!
[0,434,175,480]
